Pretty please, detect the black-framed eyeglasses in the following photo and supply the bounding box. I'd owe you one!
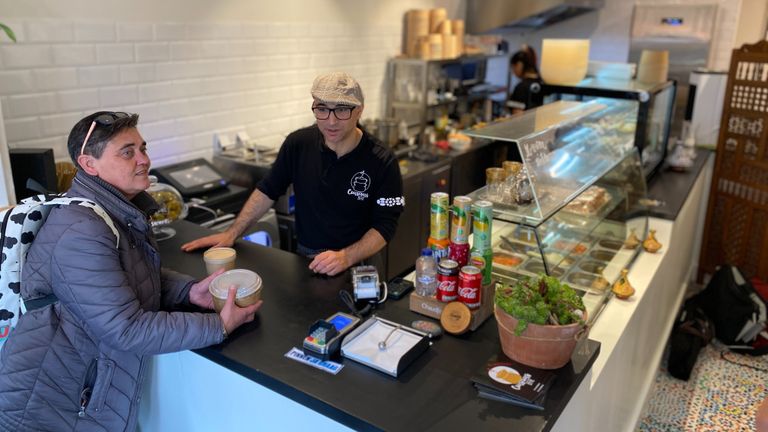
[80,111,130,156]
[311,105,355,121]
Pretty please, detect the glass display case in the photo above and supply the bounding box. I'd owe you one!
[386,55,509,135]
[464,100,649,323]
[540,78,676,179]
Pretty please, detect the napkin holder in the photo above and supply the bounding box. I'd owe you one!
[341,316,430,377]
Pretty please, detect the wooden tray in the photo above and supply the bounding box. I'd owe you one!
[408,281,496,332]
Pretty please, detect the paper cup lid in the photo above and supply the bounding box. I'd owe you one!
[210,269,261,299]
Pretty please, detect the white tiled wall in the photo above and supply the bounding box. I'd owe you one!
[0,18,408,167]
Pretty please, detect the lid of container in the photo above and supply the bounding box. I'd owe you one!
[210,269,261,299]
[421,248,433,256]
[204,247,236,262]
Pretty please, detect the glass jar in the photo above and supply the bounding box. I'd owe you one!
[146,175,188,240]
[485,167,505,202]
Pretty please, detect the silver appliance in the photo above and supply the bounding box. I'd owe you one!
[466,0,604,33]
[629,4,718,141]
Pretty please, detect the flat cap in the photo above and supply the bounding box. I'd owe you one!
[311,72,364,106]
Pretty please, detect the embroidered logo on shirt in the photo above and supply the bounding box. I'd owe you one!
[377,197,405,207]
[348,171,371,201]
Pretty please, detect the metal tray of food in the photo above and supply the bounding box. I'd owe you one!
[491,251,528,272]
[519,259,566,278]
[576,259,609,276]
[588,248,617,262]
[542,252,577,271]
[565,270,610,292]
[596,238,624,251]
[497,236,535,255]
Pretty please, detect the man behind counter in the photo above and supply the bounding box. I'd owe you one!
[182,72,405,276]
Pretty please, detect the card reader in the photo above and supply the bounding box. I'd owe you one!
[303,312,361,360]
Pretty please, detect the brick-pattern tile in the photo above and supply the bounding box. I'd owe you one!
[0,16,402,166]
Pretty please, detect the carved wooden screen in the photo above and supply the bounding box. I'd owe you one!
[699,40,768,281]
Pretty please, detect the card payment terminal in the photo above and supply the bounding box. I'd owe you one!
[303,312,361,360]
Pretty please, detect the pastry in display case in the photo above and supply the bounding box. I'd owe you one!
[464,100,649,323]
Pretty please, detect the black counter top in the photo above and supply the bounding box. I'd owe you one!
[646,150,712,221]
[160,221,600,431]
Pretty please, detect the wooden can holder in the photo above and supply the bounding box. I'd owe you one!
[408,281,496,332]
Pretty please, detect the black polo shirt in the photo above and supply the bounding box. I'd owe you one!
[256,125,404,250]
[510,77,544,111]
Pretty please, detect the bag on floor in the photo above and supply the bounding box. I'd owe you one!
[0,194,118,347]
[668,300,713,380]
[692,265,767,355]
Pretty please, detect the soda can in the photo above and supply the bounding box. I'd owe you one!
[430,192,450,240]
[458,266,482,309]
[448,241,470,268]
[436,259,459,302]
[428,237,450,263]
[450,196,472,244]
[471,200,493,252]
[469,248,493,286]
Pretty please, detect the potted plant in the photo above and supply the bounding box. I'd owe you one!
[494,273,587,369]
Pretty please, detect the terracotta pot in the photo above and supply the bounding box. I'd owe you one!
[494,305,585,369]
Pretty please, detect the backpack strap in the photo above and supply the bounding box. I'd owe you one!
[17,196,120,313]
[45,197,120,248]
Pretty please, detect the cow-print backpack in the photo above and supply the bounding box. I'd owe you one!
[0,194,119,346]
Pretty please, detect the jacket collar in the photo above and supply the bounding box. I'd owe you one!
[69,170,159,231]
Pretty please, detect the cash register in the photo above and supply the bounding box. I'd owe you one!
[151,158,251,225]
[150,158,281,248]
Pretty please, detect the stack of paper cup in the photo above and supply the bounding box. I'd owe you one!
[453,19,465,56]
[406,9,429,57]
[429,8,447,34]
[636,49,669,84]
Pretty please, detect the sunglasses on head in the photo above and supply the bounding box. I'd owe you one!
[79,111,131,156]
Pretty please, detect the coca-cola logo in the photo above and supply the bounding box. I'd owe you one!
[438,280,456,292]
[421,302,442,314]
[458,287,478,299]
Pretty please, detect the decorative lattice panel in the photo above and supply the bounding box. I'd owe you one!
[699,40,768,282]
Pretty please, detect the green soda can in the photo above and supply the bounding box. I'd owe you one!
[470,200,493,285]
[471,200,493,252]
[430,192,450,240]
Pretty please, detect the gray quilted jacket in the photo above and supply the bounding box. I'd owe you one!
[0,171,225,431]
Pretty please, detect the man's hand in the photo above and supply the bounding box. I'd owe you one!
[220,286,263,335]
[188,269,224,309]
[181,231,236,252]
[309,250,351,276]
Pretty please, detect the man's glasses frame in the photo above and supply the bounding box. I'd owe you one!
[79,111,130,156]
[311,105,355,121]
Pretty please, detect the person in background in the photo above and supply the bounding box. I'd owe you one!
[182,72,404,277]
[508,45,544,115]
[0,111,261,431]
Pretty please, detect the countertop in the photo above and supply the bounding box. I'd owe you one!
[160,221,600,432]
[646,150,712,220]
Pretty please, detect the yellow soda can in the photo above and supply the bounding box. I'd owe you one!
[430,192,449,240]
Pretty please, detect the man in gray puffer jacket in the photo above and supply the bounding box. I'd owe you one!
[0,111,262,431]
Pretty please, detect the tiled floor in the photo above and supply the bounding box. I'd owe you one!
[638,340,768,431]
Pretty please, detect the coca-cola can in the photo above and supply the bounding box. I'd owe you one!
[458,265,482,309]
[436,259,459,302]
